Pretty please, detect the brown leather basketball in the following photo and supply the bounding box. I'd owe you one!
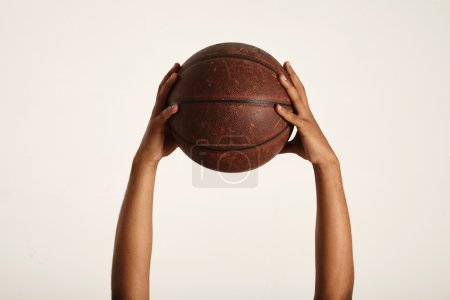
[168,42,293,173]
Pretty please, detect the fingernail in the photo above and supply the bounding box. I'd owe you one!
[286,61,291,67]
[170,104,178,109]
[276,104,283,110]
[279,74,287,81]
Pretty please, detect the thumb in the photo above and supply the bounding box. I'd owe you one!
[280,132,299,154]
[280,140,296,154]
[279,133,305,155]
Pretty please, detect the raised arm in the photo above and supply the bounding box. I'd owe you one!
[275,62,354,300]
[111,63,180,300]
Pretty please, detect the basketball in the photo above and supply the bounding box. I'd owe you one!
[167,42,293,173]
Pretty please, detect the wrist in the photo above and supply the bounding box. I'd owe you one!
[312,155,340,171]
[132,152,159,171]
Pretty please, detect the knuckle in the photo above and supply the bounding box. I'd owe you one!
[289,113,298,121]
[287,87,297,96]
[298,115,312,125]
[149,118,159,127]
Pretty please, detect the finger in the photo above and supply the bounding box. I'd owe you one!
[154,104,178,125]
[280,133,305,156]
[152,63,180,118]
[280,131,299,154]
[158,63,181,93]
[284,62,308,106]
[278,73,304,114]
[280,140,296,154]
[164,130,178,152]
[152,73,178,117]
[275,104,299,126]
[158,72,178,101]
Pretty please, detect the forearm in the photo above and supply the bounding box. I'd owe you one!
[313,160,354,300]
[111,158,158,300]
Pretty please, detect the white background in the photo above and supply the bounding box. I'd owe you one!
[1,0,449,299]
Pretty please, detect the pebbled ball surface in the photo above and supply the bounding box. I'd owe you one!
[168,42,293,173]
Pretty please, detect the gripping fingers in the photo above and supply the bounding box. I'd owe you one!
[275,104,299,126]
[152,73,178,117]
[158,73,178,100]
[278,73,303,113]
[155,104,178,125]
[284,62,303,91]
[284,62,308,106]
[158,63,181,92]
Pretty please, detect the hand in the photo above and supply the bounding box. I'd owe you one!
[134,63,181,166]
[275,62,338,167]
